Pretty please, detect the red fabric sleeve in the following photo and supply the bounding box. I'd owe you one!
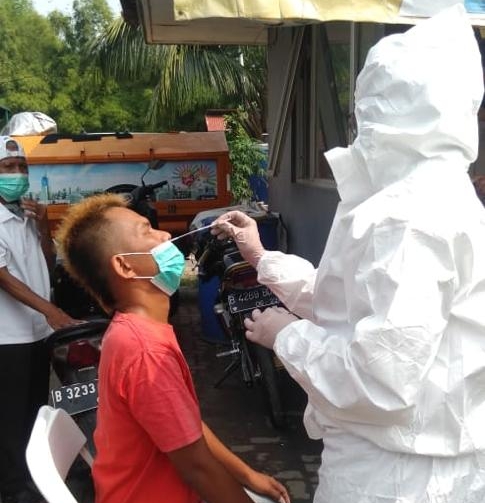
[122,349,203,453]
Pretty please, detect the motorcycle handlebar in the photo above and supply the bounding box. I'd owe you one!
[130,181,168,203]
[148,180,168,190]
[195,234,239,269]
[196,247,212,269]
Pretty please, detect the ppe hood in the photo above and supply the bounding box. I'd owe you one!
[326,4,484,205]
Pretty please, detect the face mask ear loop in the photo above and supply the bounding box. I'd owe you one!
[118,252,150,256]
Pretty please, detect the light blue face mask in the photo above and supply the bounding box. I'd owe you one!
[0,173,29,202]
[119,241,185,296]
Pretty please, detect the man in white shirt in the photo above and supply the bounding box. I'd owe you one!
[0,136,78,503]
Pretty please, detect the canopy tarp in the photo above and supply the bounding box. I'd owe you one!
[136,0,485,45]
[172,0,485,24]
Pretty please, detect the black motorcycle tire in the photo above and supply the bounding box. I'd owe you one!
[74,409,98,456]
[253,345,286,429]
[68,411,96,502]
[240,335,256,388]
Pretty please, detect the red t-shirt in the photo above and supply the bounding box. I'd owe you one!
[92,311,202,503]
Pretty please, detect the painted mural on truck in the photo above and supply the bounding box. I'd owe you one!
[27,160,218,204]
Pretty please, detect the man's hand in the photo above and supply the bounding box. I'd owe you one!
[20,198,48,222]
[245,469,291,503]
[45,305,83,330]
[244,307,298,349]
[211,210,266,268]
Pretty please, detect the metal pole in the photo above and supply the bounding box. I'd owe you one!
[348,22,357,144]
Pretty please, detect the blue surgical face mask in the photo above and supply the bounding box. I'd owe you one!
[0,173,29,202]
[118,241,185,296]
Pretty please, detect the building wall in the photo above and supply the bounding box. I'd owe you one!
[269,171,339,266]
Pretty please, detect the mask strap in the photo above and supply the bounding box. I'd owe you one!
[117,252,150,256]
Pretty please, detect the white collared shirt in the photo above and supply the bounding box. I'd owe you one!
[0,204,51,344]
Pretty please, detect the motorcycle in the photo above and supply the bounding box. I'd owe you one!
[104,160,168,230]
[46,319,109,455]
[190,209,287,428]
[48,162,173,454]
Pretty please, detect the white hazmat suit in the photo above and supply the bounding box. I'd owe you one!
[255,5,485,503]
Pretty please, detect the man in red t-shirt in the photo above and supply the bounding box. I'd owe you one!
[55,194,289,503]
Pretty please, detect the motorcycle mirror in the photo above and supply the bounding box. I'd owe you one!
[141,160,167,186]
[148,160,167,171]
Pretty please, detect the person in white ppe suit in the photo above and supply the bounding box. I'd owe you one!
[211,5,485,503]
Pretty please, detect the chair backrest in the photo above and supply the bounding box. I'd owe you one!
[26,405,93,503]
[245,488,277,503]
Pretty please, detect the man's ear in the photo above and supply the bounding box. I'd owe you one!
[110,254,137,280]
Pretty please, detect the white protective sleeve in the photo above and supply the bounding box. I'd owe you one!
[257,250,318,321]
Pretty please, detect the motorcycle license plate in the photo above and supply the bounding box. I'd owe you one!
[227,285,280,314]
[51,379,98,415]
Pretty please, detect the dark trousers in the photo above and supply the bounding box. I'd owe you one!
[0,339,49,497]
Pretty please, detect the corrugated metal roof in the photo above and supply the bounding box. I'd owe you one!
[205,115,226,132]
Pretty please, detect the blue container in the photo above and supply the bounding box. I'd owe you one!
[198,275,227,343]
[256,212,279,251]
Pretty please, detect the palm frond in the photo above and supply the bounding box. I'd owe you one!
[88,18,164,81]
[89,18,267,134]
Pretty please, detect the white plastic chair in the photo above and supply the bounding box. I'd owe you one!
[245,488,280,503]
[26,405,93,503]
